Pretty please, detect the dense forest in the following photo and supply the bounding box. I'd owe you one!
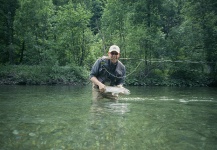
[0,0,217,86]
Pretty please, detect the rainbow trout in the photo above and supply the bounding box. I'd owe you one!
[104,86,130,96]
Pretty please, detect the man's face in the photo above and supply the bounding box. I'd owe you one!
[108,51,120,63]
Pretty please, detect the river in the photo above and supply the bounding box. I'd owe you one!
[0,85,217,150]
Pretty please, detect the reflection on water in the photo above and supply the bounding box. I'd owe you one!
[0,85,217,149]
[91,101,130,114]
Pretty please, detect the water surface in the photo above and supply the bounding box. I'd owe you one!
[0,85,217,150]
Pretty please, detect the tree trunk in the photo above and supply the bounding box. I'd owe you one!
[7,11,14,64]
[19,41,25,63]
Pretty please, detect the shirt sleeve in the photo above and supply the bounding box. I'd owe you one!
[89,59,101,79]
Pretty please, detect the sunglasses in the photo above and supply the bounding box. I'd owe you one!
[110,52,118,55]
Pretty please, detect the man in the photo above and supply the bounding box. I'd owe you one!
[90,45,126,100]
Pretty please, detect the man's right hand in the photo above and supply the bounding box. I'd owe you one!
[90,76,106,92]
[99,83,106,93]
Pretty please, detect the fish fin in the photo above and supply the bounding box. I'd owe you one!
[113,93,118,96]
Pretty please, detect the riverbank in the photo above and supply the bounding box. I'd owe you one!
[0,65,88,85]
[0,65,216,87]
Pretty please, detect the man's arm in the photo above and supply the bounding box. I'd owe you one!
[90,58,106,92]
[90,76,106,92]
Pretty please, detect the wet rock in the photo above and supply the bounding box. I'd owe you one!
[12,130,19,135]
[29,132,36,136]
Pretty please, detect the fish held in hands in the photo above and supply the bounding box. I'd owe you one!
[104,86,130,96]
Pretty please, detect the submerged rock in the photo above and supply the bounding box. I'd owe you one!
[12,130,19,135]
[29,132,36,136]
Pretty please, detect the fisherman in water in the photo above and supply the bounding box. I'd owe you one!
[90,45,126,100]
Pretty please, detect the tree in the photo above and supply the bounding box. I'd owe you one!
[100,0,131,56]
[89,0,105,35]
[14,0,55,65]
[0,0,19,64]
[182,0,217,80]
[54,2,92,66]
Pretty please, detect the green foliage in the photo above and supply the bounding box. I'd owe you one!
[0,0,19,64]
[101,0,130,52]
[89,0,105,34]
[53,2,93,66]
[0,64,88,85]
[13,0,55,65]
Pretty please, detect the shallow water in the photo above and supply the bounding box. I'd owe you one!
[0,85,217,150]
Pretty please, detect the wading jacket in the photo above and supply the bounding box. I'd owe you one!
[90,57,126,86]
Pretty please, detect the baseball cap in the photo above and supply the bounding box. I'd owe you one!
[108,45,120,53]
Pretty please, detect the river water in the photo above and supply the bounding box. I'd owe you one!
[0,85,217,150]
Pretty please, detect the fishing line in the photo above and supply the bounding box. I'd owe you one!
[102,60,143,79]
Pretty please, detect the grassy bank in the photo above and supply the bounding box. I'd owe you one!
[0,65,89,85]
